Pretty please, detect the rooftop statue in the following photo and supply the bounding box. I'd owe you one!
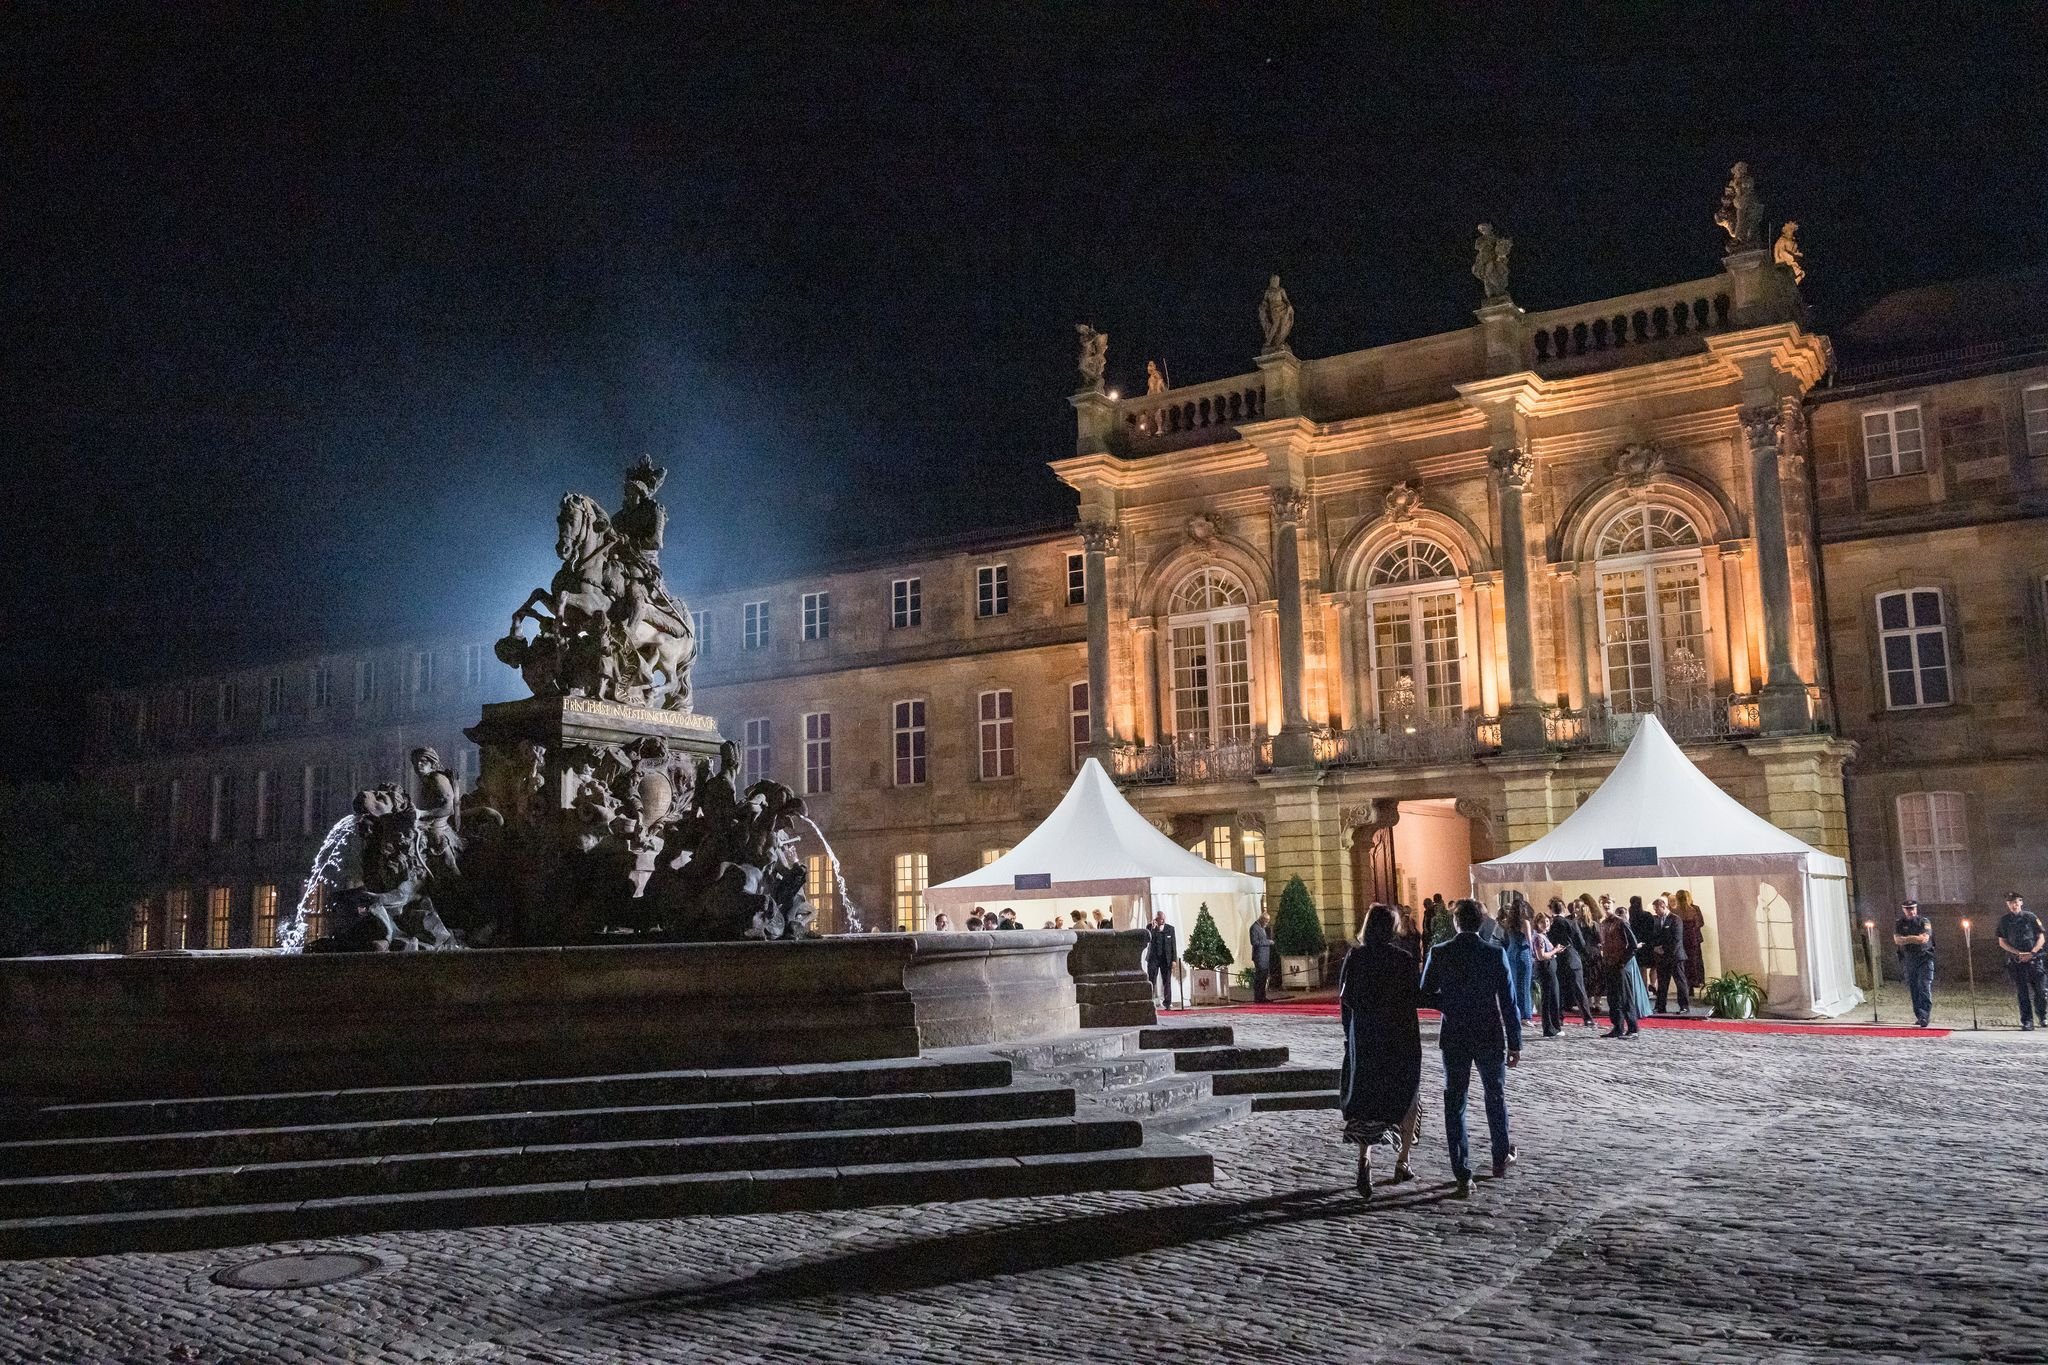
[1075,323,1108,390]
[1145,359,1167,395]
[1774,220,1805,284]
[1258,274,1295,352]
[1715,161,1763,250]
[1472,223,1512,302]
[499,456,698,712]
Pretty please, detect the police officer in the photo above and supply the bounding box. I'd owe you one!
[1891,898,1935,1028]
[1995,893,2047,1031]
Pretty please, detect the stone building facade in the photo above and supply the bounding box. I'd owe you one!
[87,238,2048,974]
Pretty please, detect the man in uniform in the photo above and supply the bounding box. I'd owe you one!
[1996,893,2046,1031]
[1892,898,1935,1028]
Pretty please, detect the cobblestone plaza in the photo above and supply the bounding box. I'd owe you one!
[4,1014,2040,1365]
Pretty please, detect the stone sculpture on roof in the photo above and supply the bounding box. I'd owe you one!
[1774,221,1805,284]
[1258,274,1295,352]
[1472,224,1513,301]
[1075,324,1108,390]
[1715,161,1763,250]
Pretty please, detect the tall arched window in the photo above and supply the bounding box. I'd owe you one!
[1594,504,1707,715]
[1366,537,1464,724]
[1167,568,1253,745]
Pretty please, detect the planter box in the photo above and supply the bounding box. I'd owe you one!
[1280,955,1323,990]
[1189,967,1230,1005]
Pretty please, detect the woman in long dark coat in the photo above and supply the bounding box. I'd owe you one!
[1338,903,1424,1197]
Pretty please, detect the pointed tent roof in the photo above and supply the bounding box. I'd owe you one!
[1473,715,1846,882]
[926,758,1264,905]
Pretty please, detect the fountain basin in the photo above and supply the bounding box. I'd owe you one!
[0,932,1084,1102]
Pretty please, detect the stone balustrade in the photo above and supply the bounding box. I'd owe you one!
[1526,278,1735,365]
[1120,375,1268,444]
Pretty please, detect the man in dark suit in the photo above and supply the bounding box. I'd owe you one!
[1419,899,1522,1197]
[1144,911,1179,1008]
[1248,908,1277,1002]
[1650,896,1691,1014]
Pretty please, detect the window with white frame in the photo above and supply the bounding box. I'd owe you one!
[1862,405,1926,478]
[1898,791,1972,903]
[892,577,922,629]
[263,674,284,718]
[254,770,275,840]
[803,711,832,794]
[893,852,929,930]
[302,764,331,835]
[253,884,278,948]
[2025,385,2048,458]
[978,689,1015,778]
[691,610,712,655]
[1367,536,1465,726]
[802,591,831,641]
[1207,822,1235,871]
[464,644,485,688]
[412,650,436,695]
[310,665,333,709]
[744,601,769,650]
[208,886,233,949]
[1595,505,1709,716]
[1068,681,1090,771]
[209,772,235,843]
[165,888,191,951]
[976,564,1009,618]
[1877,588,1952,709]
[893,700,927,786]
[743,718,772,780]
[1167,568,1254,745]
[1066,552,1086,606]
[1241,829,1266,875]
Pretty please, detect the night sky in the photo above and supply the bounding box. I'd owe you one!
[5,6,2045,778]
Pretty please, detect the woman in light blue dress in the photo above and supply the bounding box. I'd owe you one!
[1502,894,1537,1023]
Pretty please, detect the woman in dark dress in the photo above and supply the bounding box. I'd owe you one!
[1338,903,1424,1197]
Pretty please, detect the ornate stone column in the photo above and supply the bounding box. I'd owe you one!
[1079,520,1120,759]
[1269,485,1317,767]
[1490,447,1546,751]
[1743,404,1812,734]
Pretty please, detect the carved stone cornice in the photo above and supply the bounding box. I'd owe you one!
[1382,479,1422,524]
[1489,446,1536,491]
[1078,520,1122,555]
[1269,485,1309,526]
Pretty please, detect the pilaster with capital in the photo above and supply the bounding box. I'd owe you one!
[1268,485,1315,766]
[1078,521,1121,756]
[1742,403,1811,732]
[1489,446,1545,750]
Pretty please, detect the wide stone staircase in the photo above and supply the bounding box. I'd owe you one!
[0,1054,1213,1260]
[991,1021,1339,1137]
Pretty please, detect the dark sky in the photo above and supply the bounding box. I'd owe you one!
[5,5,2046,777]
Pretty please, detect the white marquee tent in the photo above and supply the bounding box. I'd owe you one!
[926,758,1266,957]
[1472,715,1862,1018]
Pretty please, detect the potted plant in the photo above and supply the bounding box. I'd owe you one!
[1181,903,1234,1005]
[1229,966,1259,1002]
[1273,876,1328,990]
[1703,971,1766,1020]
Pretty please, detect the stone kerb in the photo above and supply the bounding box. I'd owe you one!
[904,930,1083,1048]
[1065,928,1158,1029]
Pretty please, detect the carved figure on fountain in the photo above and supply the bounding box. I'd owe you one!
[306,784,457,953]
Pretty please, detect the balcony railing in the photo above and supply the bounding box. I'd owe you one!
[1111,734,1271,785]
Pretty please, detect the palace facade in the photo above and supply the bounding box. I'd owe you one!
[90,226,2048,976]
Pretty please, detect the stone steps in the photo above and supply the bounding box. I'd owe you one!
[987,1029,1139,1070]
[1208,1066,1341,1096]
[1137,1024,1236,1050]
[1249,1091,1342,1112]
[1032,1052,1176,1094]
[1143,1097,1254,1137]
[1170,1045,1291,1073]
[1082,1072,1213,1119]
[0,1138,1214,1260]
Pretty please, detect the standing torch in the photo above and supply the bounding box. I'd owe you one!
[1961,918,1979,1031]
[1863,919,1881,1023]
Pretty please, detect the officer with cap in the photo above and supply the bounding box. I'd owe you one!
[1995,893,2047,1031]
[1891,898,1935,1028]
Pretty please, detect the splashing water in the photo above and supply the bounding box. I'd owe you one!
[796,814,863,933]
[278,815,359,953]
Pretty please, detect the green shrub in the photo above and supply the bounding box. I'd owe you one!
[1182,903,1234,970]
[1272,876,1326,956]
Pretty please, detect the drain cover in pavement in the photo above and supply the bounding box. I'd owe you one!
[212,1251,383,1290]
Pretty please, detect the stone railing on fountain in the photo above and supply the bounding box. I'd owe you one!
[1065,928,1158,1029]
[1117,372,1269,454]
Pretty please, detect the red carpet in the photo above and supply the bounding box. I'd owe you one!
[1164,1002,1946,1038]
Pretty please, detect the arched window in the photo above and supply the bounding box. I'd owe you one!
[1166,568,1253,745]
[1594,503,1708,716]
[1365,537,1464,725]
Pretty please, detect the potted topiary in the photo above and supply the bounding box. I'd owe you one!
[1273,876,1328,990]
[1703,971,1766,1020]
[1181,903,1234,1005]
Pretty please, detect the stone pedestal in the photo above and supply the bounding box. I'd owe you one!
[468,695,725,813]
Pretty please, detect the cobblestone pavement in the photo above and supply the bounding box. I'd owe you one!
[3,1017,2044,1364]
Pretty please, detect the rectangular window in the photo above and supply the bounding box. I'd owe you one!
[691,610,712,656]
[1242,829,1266,875]
[254,770,275,840]
[978,689,1015,779]
[355,659,379,705]
[744,718,772,780]
[412,650,436,695]
[209,772,236,843]
[803,711,832,794]
[976,564,1009,618]
[464,644,485,689]
[217,681,238,732]
[893,700,927,786]
[744,601,770,650]
[301,880,327,944]
[1372,590,1467,723]
[980,847,1011,866]
[262,673,284,718]
[1172,619,1254,744]
[129,897,153,953]
[302,764,331,835]
[253,884,278,948]
[208,886,233,949]
[310,664,333,709]
[893,852,929,931]
[805,853,838,918]
[1067,552,1087,606]
[802,591,831,641]
[1878,588,1952,709]
[1069,681,1091,771]
[2025,385,2048,458]
[1208,823,1235,871]
[165,888,192,951]
[892,577,922,629]
[177,688,194,730]
[1862,405,1926,479]
[166,778,184,840]
[1898,791,1972,903]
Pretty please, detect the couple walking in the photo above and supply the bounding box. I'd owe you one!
[1339,899,1520,1199]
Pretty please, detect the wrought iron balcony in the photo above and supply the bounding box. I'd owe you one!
[1110,734,1271,785]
